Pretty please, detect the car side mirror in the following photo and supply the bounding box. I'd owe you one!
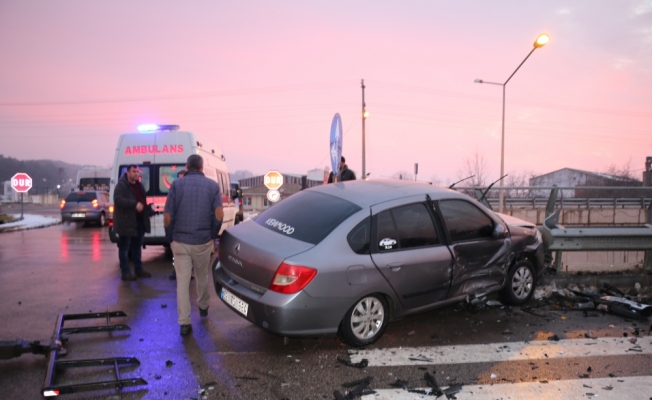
[492,224,506,239]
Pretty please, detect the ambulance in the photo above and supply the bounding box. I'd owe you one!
[108,124,239,252]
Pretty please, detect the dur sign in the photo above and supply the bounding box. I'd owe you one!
[11,172,33,193]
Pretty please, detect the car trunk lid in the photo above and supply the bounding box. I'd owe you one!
[219,223,314,291]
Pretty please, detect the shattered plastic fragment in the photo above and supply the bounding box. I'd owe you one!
[490,374,497,379]
[337,357,368,368]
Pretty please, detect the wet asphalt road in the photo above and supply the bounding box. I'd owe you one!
[0,209,650,399]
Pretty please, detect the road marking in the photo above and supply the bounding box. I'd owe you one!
[361,376,652,400]
[349,337,651,366]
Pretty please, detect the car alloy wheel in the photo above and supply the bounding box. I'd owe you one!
[512,264,533,299]
[339,294,389,347]
[501,260,536,305]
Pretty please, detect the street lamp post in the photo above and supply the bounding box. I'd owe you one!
[361,79,368,178]
[475,34,549,213]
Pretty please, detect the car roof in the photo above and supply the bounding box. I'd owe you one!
[308,179,471,208]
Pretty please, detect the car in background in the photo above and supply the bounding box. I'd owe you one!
[60,191,112,227]
[213,179,544,346]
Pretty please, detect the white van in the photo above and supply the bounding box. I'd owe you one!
[108,124,238,251]
[77,167,111,191]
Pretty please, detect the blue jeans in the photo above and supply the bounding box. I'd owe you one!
[118,221,145,276]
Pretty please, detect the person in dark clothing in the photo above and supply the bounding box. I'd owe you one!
[328,156,357,183]
[113,164,152,281]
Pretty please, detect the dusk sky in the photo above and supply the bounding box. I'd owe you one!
[1,1,651,184]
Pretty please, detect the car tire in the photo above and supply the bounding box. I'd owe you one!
[339,294,389,347]
[500,260,536,305]
[98,212,106,227]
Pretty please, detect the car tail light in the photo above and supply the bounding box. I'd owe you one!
[59,200,66,209]
[108,205,114,213]
[269,262,317,294]
[92,199,98,208]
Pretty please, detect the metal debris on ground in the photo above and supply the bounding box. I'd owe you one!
[337,357,368,368]
[334,376,375,400]
[529,282,651,321]
[423,372,444,397]
[389,379,409,389]
[409,355,434,362]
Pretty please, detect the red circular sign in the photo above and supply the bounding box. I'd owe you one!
[11,172,33,193]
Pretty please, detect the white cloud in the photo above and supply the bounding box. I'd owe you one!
[613,57,635,70]
[633,0,652,15]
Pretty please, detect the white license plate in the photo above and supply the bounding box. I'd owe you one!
[220,288,248,316]
[71,213,85,218]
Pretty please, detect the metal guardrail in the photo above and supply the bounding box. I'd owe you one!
[538,186,652,271]
[487,197,651,209]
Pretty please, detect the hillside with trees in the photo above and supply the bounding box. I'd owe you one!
[0,154,102,195]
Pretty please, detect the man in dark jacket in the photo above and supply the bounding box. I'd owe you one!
[113,164,152,281]
[328,156,357,183]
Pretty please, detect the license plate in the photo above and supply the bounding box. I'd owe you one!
[220,288,248,316]
[71,213,85,218]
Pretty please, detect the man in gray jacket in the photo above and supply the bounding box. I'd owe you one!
[113,164,152,281]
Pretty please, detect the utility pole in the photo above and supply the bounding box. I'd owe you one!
[361,79,366,179]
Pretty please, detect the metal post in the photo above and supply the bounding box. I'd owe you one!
[20,193,24,219]
[499,84,506,213]
[361,79,366,178]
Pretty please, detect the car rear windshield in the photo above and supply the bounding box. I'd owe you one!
[65,192,97,202]
[254,191,361,244]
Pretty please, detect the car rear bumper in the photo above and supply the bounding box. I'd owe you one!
[212,261,350,337]
[61,211,103,222]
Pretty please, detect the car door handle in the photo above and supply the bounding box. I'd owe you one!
[387,263,403,271]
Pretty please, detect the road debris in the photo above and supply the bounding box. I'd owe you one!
[334,376,375,399]
[337,357,368,368]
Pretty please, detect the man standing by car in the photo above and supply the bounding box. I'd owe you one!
[113,164,152,281]
[328,156,357,183]
[164,154,223,336]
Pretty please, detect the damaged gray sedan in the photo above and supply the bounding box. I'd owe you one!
[213,180,544,346]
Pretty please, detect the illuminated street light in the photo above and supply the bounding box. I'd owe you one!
[474,33,549,213]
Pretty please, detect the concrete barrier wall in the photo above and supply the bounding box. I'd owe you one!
[504,207,650,272]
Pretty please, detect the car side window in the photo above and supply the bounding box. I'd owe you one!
[376,210,398,251]
[392,203,439,248]
[347,217,370,254]
[375,203,439,252]
[439,200,494,243]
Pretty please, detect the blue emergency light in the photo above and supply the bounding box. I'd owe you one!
[137,124,180,133]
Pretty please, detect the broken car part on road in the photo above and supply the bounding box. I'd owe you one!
[0,311,146,397]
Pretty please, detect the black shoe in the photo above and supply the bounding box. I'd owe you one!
[199,307,208,317]
[180,324,192,335]
[169,271,176,280]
